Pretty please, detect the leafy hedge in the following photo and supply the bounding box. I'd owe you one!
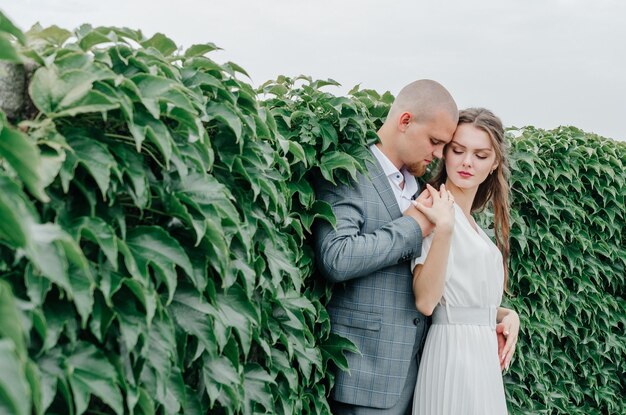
[0,14,378,415]
[1,12,625,415]
[501,126,626,414]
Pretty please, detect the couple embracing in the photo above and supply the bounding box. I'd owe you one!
[314,80,520,415]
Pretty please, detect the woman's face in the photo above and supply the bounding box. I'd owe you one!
[445,123,498,190]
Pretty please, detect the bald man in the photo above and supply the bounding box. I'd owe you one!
[314,80,458,414]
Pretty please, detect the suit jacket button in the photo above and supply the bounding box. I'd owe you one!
[413,317,421,326]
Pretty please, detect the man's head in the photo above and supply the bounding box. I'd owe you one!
[377,79,458,176]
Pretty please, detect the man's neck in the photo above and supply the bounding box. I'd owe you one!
[374,139,403,171]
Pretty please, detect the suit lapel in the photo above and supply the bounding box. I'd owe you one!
[367,158,403,219]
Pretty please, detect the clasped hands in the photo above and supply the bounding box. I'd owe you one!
[404,184,455,236]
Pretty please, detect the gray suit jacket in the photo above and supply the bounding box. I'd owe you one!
[314,157,430,409]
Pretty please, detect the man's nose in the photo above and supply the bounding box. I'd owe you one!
[433,145,444,159]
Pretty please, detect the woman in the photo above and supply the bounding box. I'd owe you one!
[411,108,519,414]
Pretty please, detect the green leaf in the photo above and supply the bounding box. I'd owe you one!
[128,108,173,167]
[66,343,124,415]
[184,43,221,58]
[0,35,22,62]
[0,11,26,44]
[202,354,240,401]
[320,333,359,372]
[109,142,150,209]
[243,363,275,414]
[141,32,177,56]
[261,240,300,291]
[215,287,259,357]
[206,101,243,142]
[299,199,335,232]
[26,24,71,46]
[64,130,117,199]
[0,174,36,248]
[131,74,176,118]
[0,281,27,357]
[0,115,49,201]
[28,66,117,116]
[70,216,118,269]
[76,25,143,50]
[0,340,31,415]
[170,286,219,354]
[125,226,193,304]
[25,224,93,302]
[68,264,96,326]
[319,151,360,183]
[319,119,338,152]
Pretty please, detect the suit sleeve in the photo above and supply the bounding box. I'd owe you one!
[313,174,424,283]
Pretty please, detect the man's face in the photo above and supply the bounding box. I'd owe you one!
[400,111,457,176]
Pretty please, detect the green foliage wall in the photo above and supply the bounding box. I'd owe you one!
[0,15,373,415]
[502,127,626,414]
[1,13,625,415]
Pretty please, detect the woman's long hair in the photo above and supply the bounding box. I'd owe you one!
[430,108,511,290]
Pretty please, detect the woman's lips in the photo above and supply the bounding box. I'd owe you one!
[458,171,473,178]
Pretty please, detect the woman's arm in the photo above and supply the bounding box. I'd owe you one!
[412,184,455,316]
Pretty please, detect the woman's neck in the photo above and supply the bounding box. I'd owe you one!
[444,178,477,218]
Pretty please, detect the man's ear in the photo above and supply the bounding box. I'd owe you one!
[398,112,412,132]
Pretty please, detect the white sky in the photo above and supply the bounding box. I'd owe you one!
[2,0,625,141]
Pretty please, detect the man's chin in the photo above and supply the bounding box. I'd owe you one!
[407,164,427,177]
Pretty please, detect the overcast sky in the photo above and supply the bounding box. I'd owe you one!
[2,0,625,141]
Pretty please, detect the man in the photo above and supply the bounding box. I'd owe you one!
[314,80,458,414]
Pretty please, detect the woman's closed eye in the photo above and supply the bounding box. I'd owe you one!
[452,148,488,160]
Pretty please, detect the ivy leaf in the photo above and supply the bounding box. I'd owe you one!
[242,363,275,414]
[215,287,259,358]
[130,74,176,118]
[0,11,26,44]
[206,101,243,143]
[184,43,221,58]
[318,151,360,183]
[125,226,193,304]
[65,343,124,415]
[29,66,118,116]
[202,354,240,408]
[0,340,31,415]
[170,286,219,354]
[319,119,338,152]
[70,216,118,269]
[0,115,49,201]
[320,333,359,372]
[0,35,22,62]
[0,174,36,248]
[64,131,117,199]
[128,108,173,167]
[141,33,177,56]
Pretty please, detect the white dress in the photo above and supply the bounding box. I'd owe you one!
[412,204,508,414]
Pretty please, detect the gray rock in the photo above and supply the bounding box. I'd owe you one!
[0,61,37,120]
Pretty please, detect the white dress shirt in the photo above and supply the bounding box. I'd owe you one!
[370,144,418,212]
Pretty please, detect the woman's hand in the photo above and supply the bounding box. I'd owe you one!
[496,309,520,371]
[413,184,455,232]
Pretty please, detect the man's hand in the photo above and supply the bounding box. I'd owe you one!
[404,188,434,236]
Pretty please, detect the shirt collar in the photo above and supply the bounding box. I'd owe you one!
[370,144,418,195]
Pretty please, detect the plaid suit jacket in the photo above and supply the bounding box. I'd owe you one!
[314,157,430,409]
